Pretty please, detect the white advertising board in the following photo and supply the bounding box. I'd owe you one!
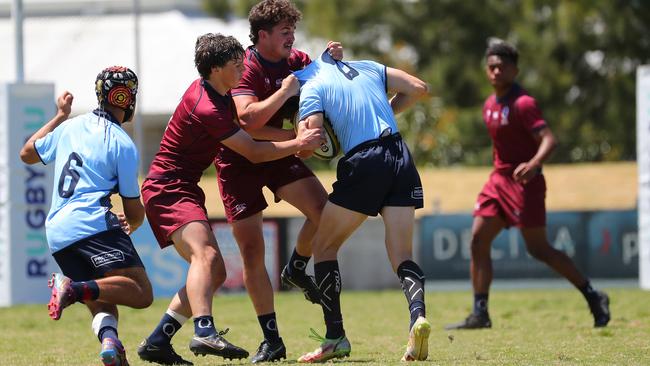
[0,83,56,306]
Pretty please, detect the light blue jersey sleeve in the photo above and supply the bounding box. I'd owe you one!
[299,83,324,121]
[34,120,70,165]
[116,141,140,198]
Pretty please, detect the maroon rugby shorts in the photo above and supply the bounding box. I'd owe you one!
[473,170,546,228]
[216,155,315,222]
[141,178,209,248]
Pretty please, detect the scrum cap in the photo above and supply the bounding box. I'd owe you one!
[95,66,138,122]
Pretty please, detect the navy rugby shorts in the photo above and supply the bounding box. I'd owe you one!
[330,133,423,216]
[52,229,144,281]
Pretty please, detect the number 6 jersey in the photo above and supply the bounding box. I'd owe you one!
[34,109,140,252]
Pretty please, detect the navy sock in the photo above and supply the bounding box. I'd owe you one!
[98,326,118,342]
[578,280,599,303]
[288,249,310,275]
[473,293,489,315]
[257,312,281,343]
[193,315,216,338]
[396,260,426,329]
[314,260,344,339]
[71,280,99,302]
[148,313,183,346]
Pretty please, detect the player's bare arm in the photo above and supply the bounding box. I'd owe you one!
[246,124,296,142]
[386,67,429,114]
[221,126,322,163]
[19,91,74,164]
[233,74,300,131]
[120,197,145,234]
[295,113,325,159]
[513,127,558,183]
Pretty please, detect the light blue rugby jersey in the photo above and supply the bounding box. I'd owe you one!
[294,51,398,154]
[35,110,140,253]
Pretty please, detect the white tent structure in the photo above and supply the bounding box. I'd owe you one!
[0,0,323,167]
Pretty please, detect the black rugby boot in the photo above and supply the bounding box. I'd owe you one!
[251,338,286,363]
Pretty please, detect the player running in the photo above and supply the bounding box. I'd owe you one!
[293,51,431,362]
[445,40,610,330]
[20,66,153,366]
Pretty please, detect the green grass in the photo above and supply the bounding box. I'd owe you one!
[1,288,649,365]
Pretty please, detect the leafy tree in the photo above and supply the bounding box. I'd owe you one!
[203,0,650,166]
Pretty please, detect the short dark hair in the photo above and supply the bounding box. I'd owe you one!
[485,41,519,65]
[248,0,301,45]
[194,33,244,79]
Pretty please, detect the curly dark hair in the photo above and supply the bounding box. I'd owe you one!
[485,40,519,65]
[194,33,244,79]
[248,0,302,45]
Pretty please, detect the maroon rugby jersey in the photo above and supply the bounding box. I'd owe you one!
[231,46,310,129]
[147,79,240,182]
[219,46,310,164]
[482,84,547,173]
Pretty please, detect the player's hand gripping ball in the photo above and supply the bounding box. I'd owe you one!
[293,113,340,160]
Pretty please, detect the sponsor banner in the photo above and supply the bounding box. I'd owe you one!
[418,210,636,280]
[586,210,639,278]
[132,218,283,298]
[1,83,56,306]
[637,65,650,289]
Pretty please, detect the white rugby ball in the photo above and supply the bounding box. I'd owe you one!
[294,113,340,160]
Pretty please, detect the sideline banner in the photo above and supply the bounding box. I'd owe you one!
[1,83,56,306]
[418,210,637,280]
[637,65,650,289]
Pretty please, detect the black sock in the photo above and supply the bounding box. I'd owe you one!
[193,315,216,338]
[578,280,599,303]
[288,249,310,275]
[314,260,344,339]
[148,313,183,346]
[71,280,99,302]
[396,260,426,329]
[473,293,489,315]
[258,312,281,343]
[98,326,118,342]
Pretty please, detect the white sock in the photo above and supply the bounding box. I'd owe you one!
[92,312,118,341]
[166,308,189,325]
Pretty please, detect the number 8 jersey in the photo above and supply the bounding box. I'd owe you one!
[34,109,140,253]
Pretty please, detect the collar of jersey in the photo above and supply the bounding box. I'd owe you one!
[495,83,521,104]
[250,46,288,67]
[93,108,120,125]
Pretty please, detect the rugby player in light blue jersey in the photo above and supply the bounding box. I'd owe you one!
[293,52,431,362]
[20,66,153,366]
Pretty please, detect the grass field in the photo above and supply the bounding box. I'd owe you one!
[1,288,649,365]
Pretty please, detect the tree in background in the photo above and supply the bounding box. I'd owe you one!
[203,0,650,166]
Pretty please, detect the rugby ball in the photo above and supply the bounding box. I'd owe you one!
[293,113,341,160]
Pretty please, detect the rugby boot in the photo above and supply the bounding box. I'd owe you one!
[251,338,287,363]
[47,273,76,320]
[444,312,492,330]
[137,338,193,365]
[402,316,431,361]
[100,338,129,366]
[588,291,611,327]
[297,328,351,363]
[281,265,320,304]
[189,329,249,360]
